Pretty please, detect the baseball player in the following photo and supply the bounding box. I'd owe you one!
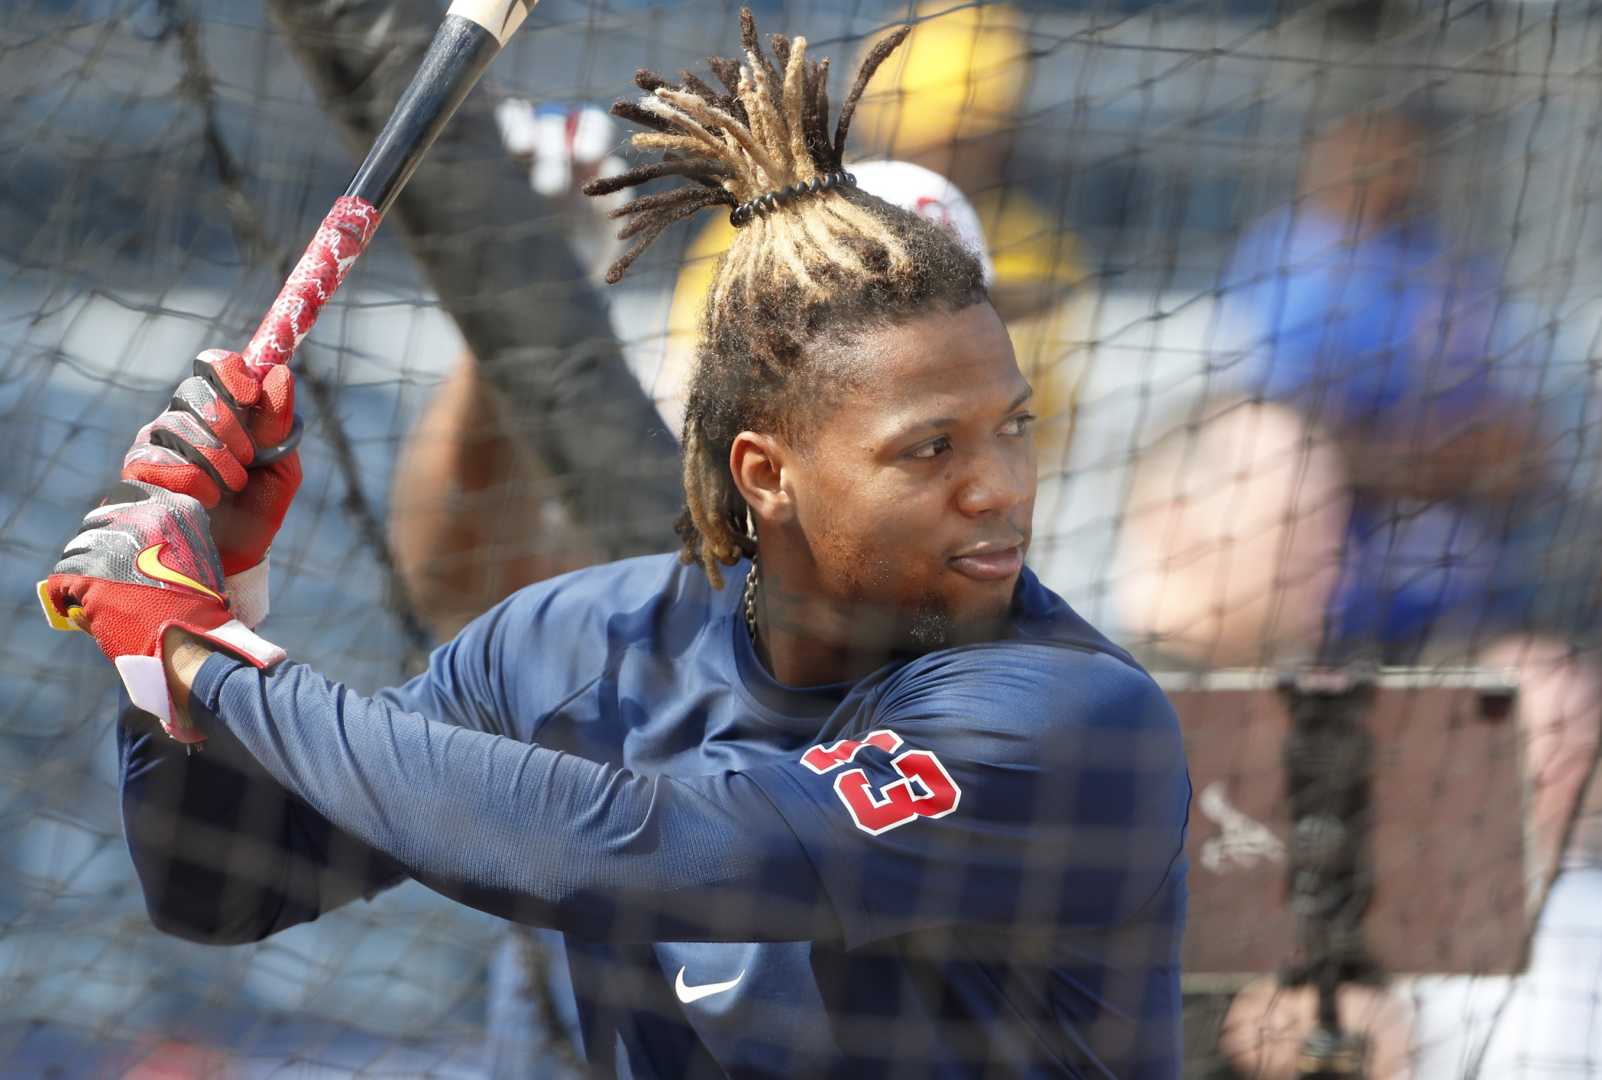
[43,13,1189,1076]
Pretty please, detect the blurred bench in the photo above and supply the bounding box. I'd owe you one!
[1157,667,1540,984]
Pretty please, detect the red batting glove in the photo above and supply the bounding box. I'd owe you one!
[40,480,285,743]
[122,349,302,626]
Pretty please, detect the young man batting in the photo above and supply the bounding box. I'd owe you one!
[44,14,1190,1076]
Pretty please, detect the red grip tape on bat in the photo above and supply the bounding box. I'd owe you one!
[241,196,383,372]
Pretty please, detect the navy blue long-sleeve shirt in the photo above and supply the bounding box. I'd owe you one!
[120,555,1189,1077]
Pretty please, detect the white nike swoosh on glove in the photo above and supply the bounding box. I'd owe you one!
[674,966,746,1004]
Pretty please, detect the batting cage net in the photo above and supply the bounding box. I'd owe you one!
[4,0,1602,1076]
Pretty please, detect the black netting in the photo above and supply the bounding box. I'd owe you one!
[5,0,1602,1075]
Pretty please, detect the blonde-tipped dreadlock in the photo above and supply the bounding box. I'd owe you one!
[586,8,987,587]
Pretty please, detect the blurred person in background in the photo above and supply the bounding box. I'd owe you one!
[386,98,624,637]
[1115,108,1602,1076]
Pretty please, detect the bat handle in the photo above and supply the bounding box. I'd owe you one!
[241,196,384,373]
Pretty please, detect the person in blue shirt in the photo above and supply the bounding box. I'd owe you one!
[1120,110,1590,673]
[1175,111,1602,862]
[1114,109,1602,1076]
[45,14,1190,1077]
[1222,110,1553,657]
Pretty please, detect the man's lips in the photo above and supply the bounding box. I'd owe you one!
[948,544,1024,582]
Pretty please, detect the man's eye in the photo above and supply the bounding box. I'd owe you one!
[1001,413,1037,436]
[910,436,953,460]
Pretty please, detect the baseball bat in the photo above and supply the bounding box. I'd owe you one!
[241,0,536,374]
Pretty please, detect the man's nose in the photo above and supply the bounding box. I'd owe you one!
[955,446,1033,518]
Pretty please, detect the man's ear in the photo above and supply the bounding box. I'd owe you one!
[729,431,794,526]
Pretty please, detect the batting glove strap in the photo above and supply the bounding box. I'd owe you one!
[116,618,286,743]
[224,558,271,629]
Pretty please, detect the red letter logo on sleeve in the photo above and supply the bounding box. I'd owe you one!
[800,729,962,836]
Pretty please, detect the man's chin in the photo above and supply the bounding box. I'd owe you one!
[903,592,1017,653]
[832,570,1019,654]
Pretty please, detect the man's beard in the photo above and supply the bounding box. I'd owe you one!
[900,587,1015,654]
[834,548,1013,654]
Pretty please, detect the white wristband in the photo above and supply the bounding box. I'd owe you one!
[117,618,287,743]
[224,558,271,629]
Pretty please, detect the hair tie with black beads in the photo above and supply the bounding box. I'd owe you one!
[729,170,856,228]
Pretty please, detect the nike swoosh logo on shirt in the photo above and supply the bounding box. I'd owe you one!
[136,543,223,603]
[674,967,746,1005]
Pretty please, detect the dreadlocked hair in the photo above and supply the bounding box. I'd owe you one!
[586,8,987,587]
